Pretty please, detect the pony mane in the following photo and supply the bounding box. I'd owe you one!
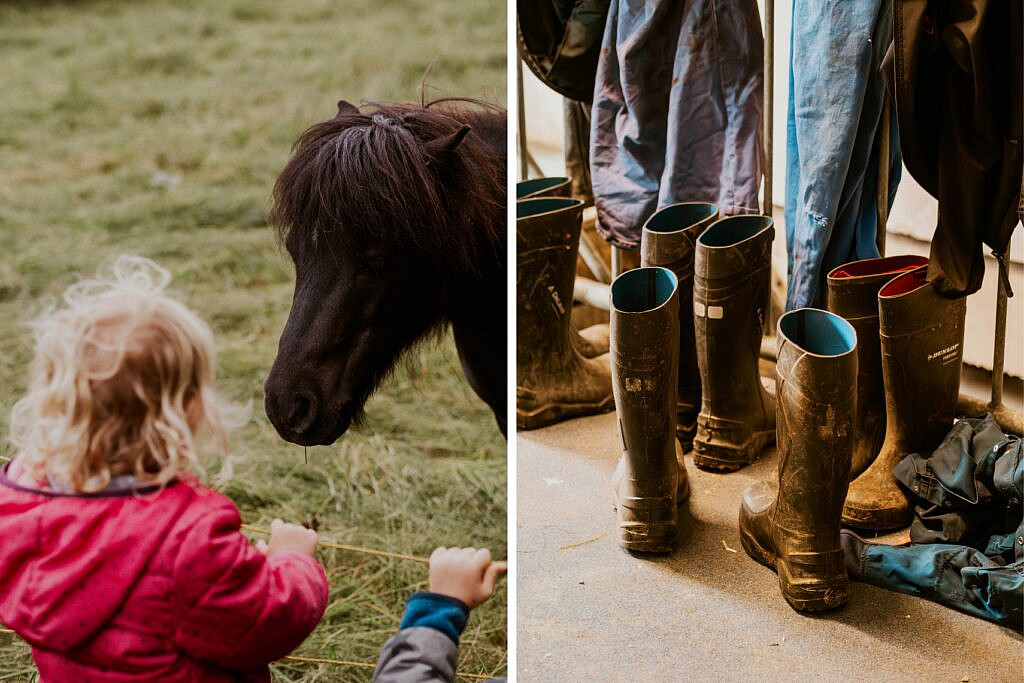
[270,98,505,277]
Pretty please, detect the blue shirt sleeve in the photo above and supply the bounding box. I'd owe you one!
[399,592,470,645]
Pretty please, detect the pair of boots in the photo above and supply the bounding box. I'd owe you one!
[612,209,775,551]
[739,259,967,612]
[516,180,614,430]
[830,258,967,530]
[634,205,777,463]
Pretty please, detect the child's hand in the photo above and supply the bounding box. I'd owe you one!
[428,547,507,609]
[255,518,318,558]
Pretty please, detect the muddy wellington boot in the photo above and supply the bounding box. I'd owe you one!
[842,265,967,530]
[827,255,928,479]
[740,308,858,612]
[516,178,609,358]
[692,215,776,471]
[517,198,614,430]
[516,176,572,199]
[610,267,689,552]
[640,202,720,452]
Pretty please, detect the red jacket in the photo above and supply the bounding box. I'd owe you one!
[0,463,328,681]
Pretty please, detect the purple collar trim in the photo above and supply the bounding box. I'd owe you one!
[0,461,174,499]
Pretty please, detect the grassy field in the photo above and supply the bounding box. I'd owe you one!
[0,0,506,680]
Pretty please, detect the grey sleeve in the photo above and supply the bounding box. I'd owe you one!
[373,626,458,683]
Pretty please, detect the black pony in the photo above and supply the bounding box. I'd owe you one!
[264,98,507,445]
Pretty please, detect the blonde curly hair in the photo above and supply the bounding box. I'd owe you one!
[9,256,246,493]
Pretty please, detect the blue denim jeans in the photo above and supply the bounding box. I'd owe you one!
[590,0,763,248]
[784,0,902,309]
[843,415,1023,629]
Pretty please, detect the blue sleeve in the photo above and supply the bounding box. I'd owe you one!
[399,592,470,645]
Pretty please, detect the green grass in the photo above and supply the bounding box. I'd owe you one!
[0,0,507,680]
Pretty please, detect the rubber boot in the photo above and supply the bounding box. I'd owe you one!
[640,202,720,453]
[516,176,571,199]
[692,215,776,471]
[516,178,609,358]
[740,308,858,612]
[826,255,928,479]
[610,267,688,552]
[842,265,967,530]
[517,198,614,430]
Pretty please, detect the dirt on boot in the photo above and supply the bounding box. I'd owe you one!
[640,202,719,453]
[740,308,858,612]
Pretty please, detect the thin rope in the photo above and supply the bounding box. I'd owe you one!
[283,654,375,669]
[240,523,429,564]
[1,628,493,680]
[284,654,491,680]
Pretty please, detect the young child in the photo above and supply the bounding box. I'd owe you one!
[0,256,507,681]
[375,547,507,682]
[0,257,328,681]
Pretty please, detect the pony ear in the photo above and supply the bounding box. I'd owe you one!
[424,125,472,159]
[335,100,360,117]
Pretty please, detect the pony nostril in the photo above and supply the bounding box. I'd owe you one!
[287,392,318,434]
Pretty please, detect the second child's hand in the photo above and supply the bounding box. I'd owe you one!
[428,547,507,609]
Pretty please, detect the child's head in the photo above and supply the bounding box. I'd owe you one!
[9,256,243,493]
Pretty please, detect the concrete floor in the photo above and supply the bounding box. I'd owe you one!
[517,409,1023,681]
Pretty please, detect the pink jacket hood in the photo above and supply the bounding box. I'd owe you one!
[0,474,195,650]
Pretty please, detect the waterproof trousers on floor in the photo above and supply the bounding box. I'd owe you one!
[842,414,1023,628]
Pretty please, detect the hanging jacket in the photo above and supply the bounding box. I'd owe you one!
[784,0,902,310]
[887,0,1023,298]
[842,414,1023,629]
[517,0,611,102]
[590,0,764,249]
[0,461,329,682]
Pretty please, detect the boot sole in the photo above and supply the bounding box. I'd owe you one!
[516,396,615,431]
[611,480,687,554]
[739,515,848,612]
[618,522,676,553]
[692,429,775,472]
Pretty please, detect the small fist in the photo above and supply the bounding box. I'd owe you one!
[258,518,318,558]
[428,547,507,609]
